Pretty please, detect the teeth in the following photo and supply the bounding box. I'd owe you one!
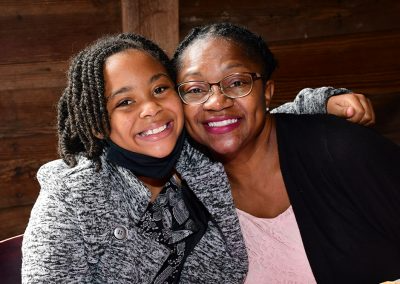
[208,119,238,127]
[140,124,167,136]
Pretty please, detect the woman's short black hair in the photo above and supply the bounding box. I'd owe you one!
[58,33,174,170]
[173,22,277,81]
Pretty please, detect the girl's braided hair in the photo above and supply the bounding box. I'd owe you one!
[58,33,174,170]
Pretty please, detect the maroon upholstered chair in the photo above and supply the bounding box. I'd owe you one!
[0,234,23,284]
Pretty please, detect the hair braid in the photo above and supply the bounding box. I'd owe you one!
[57,33,174,170]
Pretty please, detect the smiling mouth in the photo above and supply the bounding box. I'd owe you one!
[139,122,171,137]
[207,118,238,127]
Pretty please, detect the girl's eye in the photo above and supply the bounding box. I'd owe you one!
[116,99,134,107]
[154,86,170,96]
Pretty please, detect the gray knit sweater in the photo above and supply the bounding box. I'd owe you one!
[22,87,348,283]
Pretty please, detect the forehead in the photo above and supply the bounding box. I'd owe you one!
[105,49,166,73]
[178,37,260,79]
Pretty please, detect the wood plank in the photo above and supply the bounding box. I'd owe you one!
[0,0,122,64]
[270,31,400,97]
[268,31,400,143]
[0,89,60,131]
[0,132,57,160]
[0,159,43,210]
[0,61,68,91]
[121,0,179,56]
[179,0,400,42]
[0,205,33,240]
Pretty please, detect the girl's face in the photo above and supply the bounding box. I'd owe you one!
[177,38,273,158]
[104,49,184,158]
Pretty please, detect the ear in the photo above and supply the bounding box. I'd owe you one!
[264,80,275,108]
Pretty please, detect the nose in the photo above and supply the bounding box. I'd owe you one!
[139,99,163,118]
[203,85,233,111]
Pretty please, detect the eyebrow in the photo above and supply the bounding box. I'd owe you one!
[108,72,171,99]
[180,63,245,81]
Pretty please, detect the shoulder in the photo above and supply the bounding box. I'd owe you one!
[275,113,394,145]
[36,155,124,205]
[177,138,225,175]
[37,156,101,191]
[275,113,399,165]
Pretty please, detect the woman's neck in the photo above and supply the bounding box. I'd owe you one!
[222,116,275,177]
[220,117,290,218]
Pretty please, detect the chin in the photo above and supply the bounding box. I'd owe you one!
[208,141,240,157]
[147,146,175,159]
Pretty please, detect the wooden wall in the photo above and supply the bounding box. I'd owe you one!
[0,1,122,240]
[0,0,399,240]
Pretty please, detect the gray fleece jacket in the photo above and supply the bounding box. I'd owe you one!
[22,87,348,283]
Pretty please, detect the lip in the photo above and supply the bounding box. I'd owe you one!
[202,116,241,134]
[136,121,174,141]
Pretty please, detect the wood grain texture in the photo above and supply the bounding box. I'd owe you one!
[0,0,122,240]
[269,31,400,143]
[0,205,34,240]
[121,0,179,56]
[179,0,400,42]
[0,0,122,64]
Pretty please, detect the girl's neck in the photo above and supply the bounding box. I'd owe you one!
[138,173,175,202]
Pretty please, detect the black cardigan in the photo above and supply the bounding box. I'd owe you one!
[275,114,400,284]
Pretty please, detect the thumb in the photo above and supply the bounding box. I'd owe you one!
[345,106,355,118]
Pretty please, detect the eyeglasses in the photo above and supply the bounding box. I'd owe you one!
[176,72,263,105]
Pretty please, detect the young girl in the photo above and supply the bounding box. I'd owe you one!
[22,32,372,283]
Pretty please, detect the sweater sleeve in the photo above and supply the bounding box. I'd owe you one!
[271,87,351,114]
[22,163,90,283]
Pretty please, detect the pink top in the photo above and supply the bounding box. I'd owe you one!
[236,206,317,284]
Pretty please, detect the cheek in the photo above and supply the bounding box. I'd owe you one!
[109,114,132,137]
[183,106,198,127]
[166,97,185,128]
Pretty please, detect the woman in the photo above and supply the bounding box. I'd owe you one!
[173,23,400,283]
[22,32,373,283]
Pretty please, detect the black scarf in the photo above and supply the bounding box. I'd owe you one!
[106,131,186,179]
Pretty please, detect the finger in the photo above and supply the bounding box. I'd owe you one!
[346,95,365,123]
[327,95,356,118]
[364,98,376,126]
[356,95,373,125]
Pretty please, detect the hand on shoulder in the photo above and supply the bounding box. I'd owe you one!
[327,93,375,126]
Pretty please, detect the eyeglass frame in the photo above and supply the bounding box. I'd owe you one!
[176,72,264,105]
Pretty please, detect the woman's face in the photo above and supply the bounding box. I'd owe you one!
[177,37,273,157]
[104,49,184,158]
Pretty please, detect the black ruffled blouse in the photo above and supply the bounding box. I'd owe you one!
[137,176,209,284]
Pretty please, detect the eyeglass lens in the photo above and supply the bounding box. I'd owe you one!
[178,73,255,104]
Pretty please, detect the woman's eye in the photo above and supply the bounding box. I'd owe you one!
[230,80,245,88]
[187,87,204,94]
[185,85,208,94]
